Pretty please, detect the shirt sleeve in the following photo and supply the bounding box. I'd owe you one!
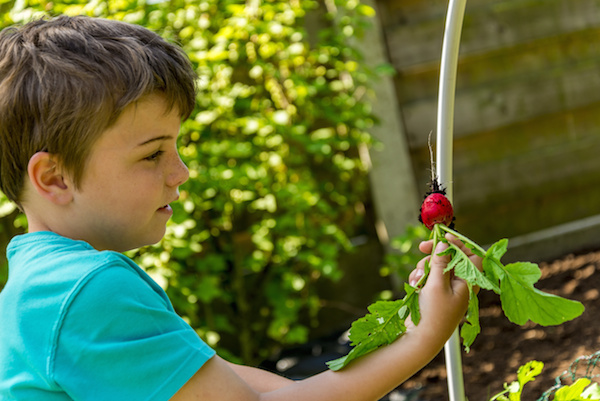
[52,262,215,401]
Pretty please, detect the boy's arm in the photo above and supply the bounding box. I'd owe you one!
[225,361,294,392]
[171,238,472,401]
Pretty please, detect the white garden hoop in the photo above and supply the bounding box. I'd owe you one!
[436,0,468,400]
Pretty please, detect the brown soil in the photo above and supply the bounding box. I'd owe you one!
[402,248,600,400]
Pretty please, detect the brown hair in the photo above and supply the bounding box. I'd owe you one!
[0,15,197,206]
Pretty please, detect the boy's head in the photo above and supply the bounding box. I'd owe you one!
[0,15,197,207]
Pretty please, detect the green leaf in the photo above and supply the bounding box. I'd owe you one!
[465,240,486,259]
[487,238,508,260]
[581,382,600,399]
[500,360,544,401]
[505,262,541,286]
[325,355,348,372]
[483,240,508,287]
[554,378,594,400]
[516,360,543,390]
[445,243,499,292]
[329,227,585,371]
[460,287,480,352]
[326,299,406,371]
[404,284,420,325]
[500,263,585,326]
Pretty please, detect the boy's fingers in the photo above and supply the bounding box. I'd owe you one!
[418,239,434,254]
[409,256,428,286]
[425,241,451,286]
[414,240,451,287]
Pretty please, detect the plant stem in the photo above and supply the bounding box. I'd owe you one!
[438,224,487,256]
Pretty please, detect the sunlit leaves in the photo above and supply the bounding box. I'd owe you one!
[0,0,376,364]
[160,0,375,364]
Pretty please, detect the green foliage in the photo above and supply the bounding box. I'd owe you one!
[490,360,544,401]
[382,224,429,282]
[0,202,23,289]
[326,283,418,371]
[0,0,378,364]
[327,224,585,371]
[490,360,600,401]
[554,380,600,401]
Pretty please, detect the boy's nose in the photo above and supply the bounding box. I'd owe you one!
[168,154,189,187]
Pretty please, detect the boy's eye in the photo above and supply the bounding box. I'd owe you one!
[145,150,164,162]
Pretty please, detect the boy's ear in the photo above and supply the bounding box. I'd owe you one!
[27,152,73,205]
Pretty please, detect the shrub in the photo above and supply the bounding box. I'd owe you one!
[0,0,377,365]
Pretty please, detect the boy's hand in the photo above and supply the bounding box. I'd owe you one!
[407,233,479,341]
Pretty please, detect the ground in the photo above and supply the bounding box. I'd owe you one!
[401,247,600,400]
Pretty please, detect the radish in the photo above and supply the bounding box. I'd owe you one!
[419,191,454,230]
[419,149,455,230]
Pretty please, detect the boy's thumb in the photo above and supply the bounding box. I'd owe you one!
[427,241,451,284]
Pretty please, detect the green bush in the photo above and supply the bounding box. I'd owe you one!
[382,224,429,283]
[0,0,377,365]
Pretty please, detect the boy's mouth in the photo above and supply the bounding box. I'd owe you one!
[158,204,172,212]
[159,195,179,213]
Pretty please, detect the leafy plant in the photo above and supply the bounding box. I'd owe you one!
[327,222,585,370]
[489,360,600,401]
[0,0,379,364]
[489,360,544,401]
[381,224,429,283]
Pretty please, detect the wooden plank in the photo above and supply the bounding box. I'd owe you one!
[385,0,600,69]
[504,214,600,263]
[411,101,600,192]
[403,63,600,147]
[377,0,542,27]
[453,135,600,205]
[396,28,600,104]
[455,181,600,245]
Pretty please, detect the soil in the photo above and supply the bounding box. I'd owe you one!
[401,247,600,400]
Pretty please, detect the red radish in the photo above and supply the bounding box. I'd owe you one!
[419,191,454,230]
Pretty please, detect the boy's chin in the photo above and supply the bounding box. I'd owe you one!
[110,231,166,253]
[134,234,166,251]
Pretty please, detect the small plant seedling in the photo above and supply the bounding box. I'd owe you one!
[327,180,585,371]
[489,360,544,401]
[489,360,600,400]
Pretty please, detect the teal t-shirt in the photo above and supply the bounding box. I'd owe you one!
[0,232,215,400]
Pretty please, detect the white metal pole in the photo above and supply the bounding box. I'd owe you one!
[436,0,468,401]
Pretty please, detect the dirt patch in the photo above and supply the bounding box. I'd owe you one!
[402,248,600,400]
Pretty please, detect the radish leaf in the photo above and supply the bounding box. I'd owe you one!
[404,283,421,325]
[326,299,407,370]
[500,263,585,326]
[460,287,480,351]
[443,243,499,292]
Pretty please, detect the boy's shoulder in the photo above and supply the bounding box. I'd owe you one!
[3,231,155,307]
[7,231,134,279]
[1,231,171,347]
[0,232,146,372]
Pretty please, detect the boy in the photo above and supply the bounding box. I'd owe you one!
[0,15,479,400]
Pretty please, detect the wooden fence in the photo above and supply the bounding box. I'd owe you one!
[374,0,600,259]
